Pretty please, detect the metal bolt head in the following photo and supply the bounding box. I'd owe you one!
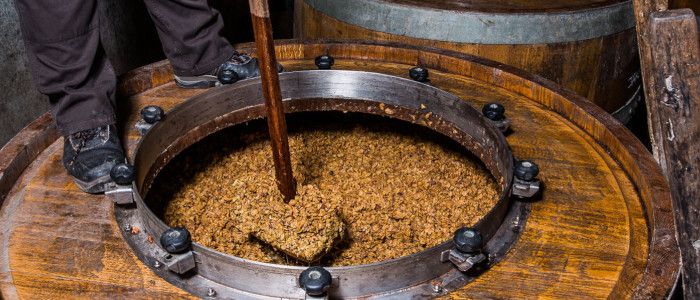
[409,67,429,82]
[110,163,135,185]
[140,105,165,124]
[206,288,217,297]
[315,55,335,70]
[482,103,506,121]
[515,160,540,181]
[160,227,192,254]
[453,227,483,253]
[153,260,162,268]
[299,266,332,296]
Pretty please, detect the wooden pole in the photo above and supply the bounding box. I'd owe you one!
[647,9,700,299]
[248,0,296,202]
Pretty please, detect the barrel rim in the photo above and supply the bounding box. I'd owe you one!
[382,0,629,13]
[0,40,679,299]
[303,0,636,44]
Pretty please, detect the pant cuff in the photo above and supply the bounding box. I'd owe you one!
[57,115,116,136]
[172,44,236,77]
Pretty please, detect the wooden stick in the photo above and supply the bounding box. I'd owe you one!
[249,0,296,202]
[647,9,700,299]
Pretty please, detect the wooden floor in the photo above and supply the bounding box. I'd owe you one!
[0,42,675,299]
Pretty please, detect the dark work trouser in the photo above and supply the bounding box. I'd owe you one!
[13,0,234,135]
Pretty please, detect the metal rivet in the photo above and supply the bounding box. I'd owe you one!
[207,288,217,297]
[154,261,162,268]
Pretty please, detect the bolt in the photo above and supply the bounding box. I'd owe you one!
[482,103,505,121]
[154,261,162,268]
[409,67,429,82]
[110,163,135,185]
[431,282,443,293]
[206,288,217,297]
[160,227,192,254]
[514,160,540,181]
[453,227,483,253]
[315,55,334,70]
[140,105,165,124]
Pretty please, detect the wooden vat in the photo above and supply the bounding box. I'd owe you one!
[296,0,643,119]
[0,41,677,299]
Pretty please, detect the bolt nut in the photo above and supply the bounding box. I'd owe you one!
[299,266,332,296]
[217,64,240,84]
[409,67,429,82]
[160,227,192,254]
[140,105,165,124]
[206,288,217,297]
[453,227,483,254]
[482,103,505,121]
[515,160,540,181]
[110,163,135,186]
[315,55,334,70]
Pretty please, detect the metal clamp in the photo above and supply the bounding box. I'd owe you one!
[105,182,134,205]
[511,160,541,199]
[482,103,510,133]
[161,251,196,274]
[136,105,165,135]
[441,250,487,272]
[442,227,486,272]
[106,163,135,204]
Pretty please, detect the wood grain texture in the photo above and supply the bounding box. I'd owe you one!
[296,2,641,114]
[647,9,700,299]
[250,6,297,201]
[0,41,677,299]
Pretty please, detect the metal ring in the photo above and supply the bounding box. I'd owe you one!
[122,70,525,298]
[304,0,636,44]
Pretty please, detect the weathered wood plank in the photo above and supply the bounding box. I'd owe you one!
[647,9,700,299]
[632,0,669,161]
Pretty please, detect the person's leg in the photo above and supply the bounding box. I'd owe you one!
[142,0,234,77]
[143,0,280,88]
[14,0,125,193]
[14,0,116,134]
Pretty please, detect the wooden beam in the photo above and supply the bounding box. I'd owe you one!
[647,8,700,299]
[633,0,669,162]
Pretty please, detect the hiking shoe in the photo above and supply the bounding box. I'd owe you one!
[62,125,125,194]
[174,51,283,88]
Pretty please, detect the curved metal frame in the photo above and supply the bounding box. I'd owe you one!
[303,0,636,44]
[118,70,528,299]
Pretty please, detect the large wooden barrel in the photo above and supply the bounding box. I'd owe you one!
[0,41,677,299]
[296,0,643,120]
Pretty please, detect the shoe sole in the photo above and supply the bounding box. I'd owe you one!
[71,174,112,194]
[174,74,219,89]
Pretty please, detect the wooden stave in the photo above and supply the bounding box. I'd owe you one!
[296,1,642,116]
[0,40,677,299]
